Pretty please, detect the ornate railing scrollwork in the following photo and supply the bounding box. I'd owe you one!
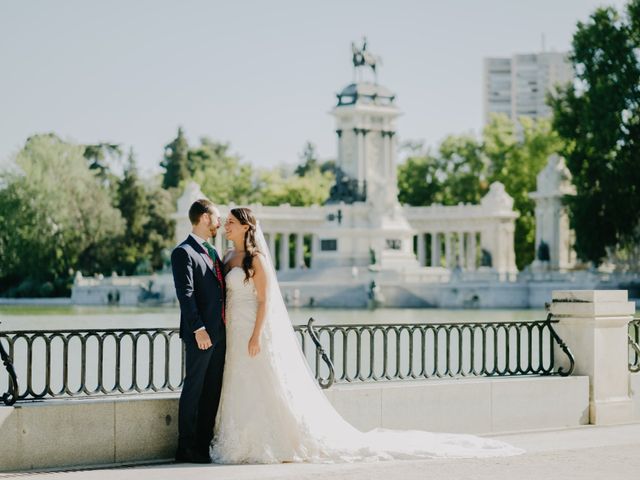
[305,318,336,389]
[0,323,18,406]
[545,314,575,377]
[0,316,578,402]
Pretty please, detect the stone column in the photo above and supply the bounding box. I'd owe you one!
[457,231,466,269]
[550,290,635,425]
[354,128,363,183]
[279,233,290,272]
[417,233,426,267]
[382,131,390,179]
[362,130,368,189]
[431,232,440,267]
[467,232,477,271]
[310,233,318,269]
[444,232,452,269]
[295,233,305,269]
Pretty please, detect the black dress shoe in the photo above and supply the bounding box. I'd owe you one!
[175,447,212,464]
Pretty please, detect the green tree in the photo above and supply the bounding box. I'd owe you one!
[161,127,189,189]
[398,115,562,270]
[397,152,442,206]
[190,137,256,204]
[258,167,334,206]
[83,142,122,177]
[113,149,152,274]
[144,185,176,272]
[0,134,124,296]
[397,135,487,207]
[294,141,319,177]
[485,115,564,270]
[549,1,640,265]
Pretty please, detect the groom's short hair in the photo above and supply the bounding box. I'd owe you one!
[189,199,216,225]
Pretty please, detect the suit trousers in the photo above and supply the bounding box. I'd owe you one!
[178,339,226,453]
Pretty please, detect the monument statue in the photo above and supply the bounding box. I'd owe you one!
[351,37,382,82]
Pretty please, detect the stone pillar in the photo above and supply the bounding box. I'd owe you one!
[431,232,440,267]
[310,233,318,269]
[382,131,390,179]
[362,130,368,190]
[467,232,477,271]
[295,233,305,269]
[417,233,426,266]
[550,290,635,425]
[457,231,465,269]
[354,128,364,184]
[279,233,290,272]
[444,232,452,269]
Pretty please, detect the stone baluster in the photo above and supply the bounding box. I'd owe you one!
[417,233,426,266]
[457,231,466,269]
[431,232,440,267]
[295,233,305,269]
[467,232,477,271]
[279,233,290,272]
[444,232,452,269]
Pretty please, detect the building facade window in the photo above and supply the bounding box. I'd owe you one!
[320,239,338,251]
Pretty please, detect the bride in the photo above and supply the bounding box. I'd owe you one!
[212,207,522,463]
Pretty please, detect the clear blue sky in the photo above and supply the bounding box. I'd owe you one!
[0,0,629,176]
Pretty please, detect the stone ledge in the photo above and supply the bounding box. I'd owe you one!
[0,376,590,472]
[552,290,628,303]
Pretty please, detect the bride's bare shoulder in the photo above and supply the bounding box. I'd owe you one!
[251,251,268,270]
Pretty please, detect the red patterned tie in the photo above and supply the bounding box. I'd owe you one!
[203,242,226,325]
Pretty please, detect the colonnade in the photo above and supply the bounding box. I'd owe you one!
[414,231,482,269]
[213,232,311,271]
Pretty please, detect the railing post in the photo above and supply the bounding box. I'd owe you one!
[550,290,635,425]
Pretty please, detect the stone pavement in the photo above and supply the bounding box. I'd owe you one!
[2,423,640,480]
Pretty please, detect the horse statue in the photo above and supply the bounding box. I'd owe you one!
[351,37,382,82]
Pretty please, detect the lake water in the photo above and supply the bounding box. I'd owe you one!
[0,305,546,330]
[0,306,550,400]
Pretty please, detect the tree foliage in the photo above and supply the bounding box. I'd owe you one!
[161,127,189,189]
[398,115,562,270]
[189,137,257,205]
[549,0,640,265]
[0,134,125,296]
[485,115,564,269]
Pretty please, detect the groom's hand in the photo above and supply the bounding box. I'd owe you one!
[195,329,213,350]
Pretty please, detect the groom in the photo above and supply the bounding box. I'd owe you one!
[171,199,226,463]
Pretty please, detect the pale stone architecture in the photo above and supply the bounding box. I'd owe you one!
[529,153,576,271]
[177,75,519,285]
[75,43,617,308]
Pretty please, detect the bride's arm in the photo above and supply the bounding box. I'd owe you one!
[248,253,268,357]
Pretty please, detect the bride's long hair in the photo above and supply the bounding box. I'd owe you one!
[229,207,258,282]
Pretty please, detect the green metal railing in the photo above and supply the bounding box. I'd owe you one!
[297,315,574,386]
[0,316,574,405]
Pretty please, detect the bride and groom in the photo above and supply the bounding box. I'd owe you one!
[171,199,522,464]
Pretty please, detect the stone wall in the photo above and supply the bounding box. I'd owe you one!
[0,376,588,472]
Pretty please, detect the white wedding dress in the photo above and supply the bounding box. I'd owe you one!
[211,231,523,464]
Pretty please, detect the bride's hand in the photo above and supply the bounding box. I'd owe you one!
[248,334,261,357]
